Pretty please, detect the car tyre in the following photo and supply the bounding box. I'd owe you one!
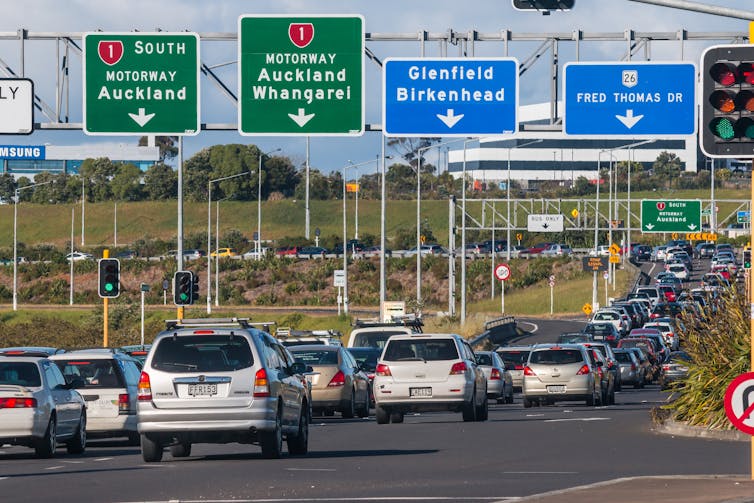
[141,434,163,463]
[477,396,489,421]
[260,410,284,459]
[390,411,404,423]
[287,407,309,456]
[170,442,192,458]
[375,405,390,424]
[356,392,369,418]
[586,391,596,407]
[66,413,86,454]
[35,417,57,458]
[341,390,356,419]
[127,431,141,446]
[462,392,477,421]
[505,388,515,404]
[523,397,533,408]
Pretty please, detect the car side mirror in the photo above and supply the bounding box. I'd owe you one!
[290,362,307,375]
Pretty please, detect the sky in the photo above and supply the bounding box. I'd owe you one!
[2,0,753,175]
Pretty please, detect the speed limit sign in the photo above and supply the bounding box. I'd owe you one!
[494,263,511,281]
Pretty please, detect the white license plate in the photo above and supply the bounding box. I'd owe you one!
[188,383,218,397]
[593,335,604,340]
[547,385,566,394]
[410,387,432,397]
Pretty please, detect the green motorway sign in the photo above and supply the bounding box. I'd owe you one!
[83,33,200,135]
[238,15,364,136]
[640,199,702,233]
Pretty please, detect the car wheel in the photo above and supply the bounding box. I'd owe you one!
[390,411,404,423]
[356,391,370,418]
[341,390,356,419]
[141,434,163,463]
[506,388,515,404]
[615,378,622,392]
[477,396,489,422]
[586,392,595,407]
[287,407,309,456]
[375,405,390,424]
[260,409,284,459]
[66,413,86,454]
[523,397,533,408]
[609,388,616,405]
[35,417,57,458]
[462,391,477,421]
[127,431,141,446]
[170,442,192,458]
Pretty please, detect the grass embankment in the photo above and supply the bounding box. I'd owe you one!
[0,187,747,250]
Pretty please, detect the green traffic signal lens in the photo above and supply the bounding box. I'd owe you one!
[105,283,114,292]
[710,117,736,140]
[180,293,189,301]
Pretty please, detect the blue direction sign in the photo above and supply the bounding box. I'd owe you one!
[564,62,696,137]
[383,57,518,137]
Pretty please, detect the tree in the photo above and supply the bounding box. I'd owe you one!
[183,148,212,201]
[111,163,144,201]
[294,169,333,200]
[0,173,15,202]
[386,137,440,169]
[264,156,299,198]
[652,151,682,188]
[79,157,117,201]
[143,163,177,200]
[208,144,258,200]
[138,136,178,161]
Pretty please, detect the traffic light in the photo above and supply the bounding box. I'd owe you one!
[744,249,751,269]
[512,0,574,11]
[98,258,120,298]
[192,274,200,302]
[174,271,194,305]
[701,44,754,158]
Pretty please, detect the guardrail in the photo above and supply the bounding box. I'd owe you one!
[469,315,518,348]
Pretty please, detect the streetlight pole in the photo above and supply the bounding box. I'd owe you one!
[14,180,52,311]
[81,177,85,247]
[258,148,281,260]
[460,138,477,326]
[70,208,74,306]
[207,171,250,314]
[507,139,543,260]
[380,137,387,320]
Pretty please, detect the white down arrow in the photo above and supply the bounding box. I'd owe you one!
[615,109,644,129]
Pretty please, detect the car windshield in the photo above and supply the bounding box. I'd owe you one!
[350,330,408,349]
[383,339,459,361]
[347,348,381,372]
[585,324,614,336]
[0,362,41,387]
[497,350,530,368]
[54,359,124,388]
[291,349,339,365]
[151,335,253,373]
[529,349,583,365]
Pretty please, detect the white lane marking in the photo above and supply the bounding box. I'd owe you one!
[544,417,611,423]
[45,466,63,470]
[503,471,577,475]
[94,457,113,462]
[648,262,657,276]
[525,414,544,417]
[151,498,520,502]
[0,477,8,481]
[61,460,84,464]
[518,321,538,333]
[284,468,337,472]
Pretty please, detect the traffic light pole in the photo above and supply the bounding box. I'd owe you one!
[102,249,109,348]
[750,158,754,482]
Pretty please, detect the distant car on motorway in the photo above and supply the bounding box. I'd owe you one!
[540,243,573,257]
[557,332,593,344]
[66,251,94,262]
[613,348,645,389]
[116,250,139,260]
[0,351,87,458]
[522,344,601,407]
[360,245,392,258]
[404,244,446,257]
[526,242,555,255]
[475,350,514,404]
[495,346,531,392]
[633,245,652,261]
[660,351,692,389]
[297,246,329,258]
[210,248,237,258]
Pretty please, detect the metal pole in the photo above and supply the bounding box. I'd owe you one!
[626,0,754,20]
[461,141,468,326]
[417,149,422,308]
[140,288,145,346]
[627,148,632,260]
[343,166,349,315]
[608,154,613,284]
[507,148,511,261]
[305,136,310,240]
[380,137,387,319]
[81,178,85,247]
[12,189,18,312]
[114,202,117,248]
[215,200,220,307]
[207,181,212,313]
[491,201,496,300]
[711,158,716,233]
[258,149,262,262]
[449,196,456,317]
[550,283,554,315]
[355,175,359,240]
[70,208,74,306]
[501,280,505,314]
[103,248,109,347]
[177,137,184,319]
[593,154,602,309]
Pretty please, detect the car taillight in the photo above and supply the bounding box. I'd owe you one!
[327,371,346,387]
[650,313,659,319]
[0,397,36,408]
[606,335,616,341]
[576,365,590,376]
[449,362,467,375]
[375,363,392,376]
[662,364,671,371]
[490,368,501,380]
[137,372,152,401]
[523,366,536,376]
[631,364,637,371]
[253,368,270,397]
[118,393,130,414]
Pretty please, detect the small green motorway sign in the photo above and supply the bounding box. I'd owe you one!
[238,15,364,136]
[640,199,702,233]
[83,32,200,135]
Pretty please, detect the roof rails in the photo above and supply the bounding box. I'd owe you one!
[165,318,252,330]
[353,313,424,329]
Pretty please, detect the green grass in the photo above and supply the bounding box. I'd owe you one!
[0,187,746,251]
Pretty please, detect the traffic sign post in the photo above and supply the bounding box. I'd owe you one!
[0,79,33,135]
[564,62,696,137]
[640,200,702,233]
[548,275,555,315]
[238,15,364,136]
[83,33,200,135]
[494,264,511,314]
[383,58,518,137]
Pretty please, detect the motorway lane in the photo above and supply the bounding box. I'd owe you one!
[0,387,747,502]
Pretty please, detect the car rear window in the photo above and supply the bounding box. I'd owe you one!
[476,353,493,366]
[351,330,408,349]
[497,350,530,368]
[347,348,381,372]
[0,362,41,387]
[557,333,590,343]
[619,340,652,352]
[529,349,583,365]
[614,352,632,363]
[54,359,124,388]
[383,339,459,361]
[291,349,339,365]
[151,335,253,373]
[585,324,614,336]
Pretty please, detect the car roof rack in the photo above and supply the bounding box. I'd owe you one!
[352,314,423,330]
[165,317,252,330]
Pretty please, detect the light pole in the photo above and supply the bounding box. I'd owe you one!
[13,180,52,311]
[460,138,478,326]
[507,139,543,260]
[207,171,250,314]
[416,139,467,309]
[81,177,85,247]
[342,158,380,315]
[257,148,281,260]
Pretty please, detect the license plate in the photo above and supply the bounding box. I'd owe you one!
[547,385,566,394]
[593,335,604,340]
[410,387,432,397]
[188,383,217,397]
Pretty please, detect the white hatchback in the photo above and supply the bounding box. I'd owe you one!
[373,334,488,423]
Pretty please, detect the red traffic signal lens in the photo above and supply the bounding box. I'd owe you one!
[710,62,739,86]
[739,63,754,85]
[709,117,736,141]
[710,90,736,113]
